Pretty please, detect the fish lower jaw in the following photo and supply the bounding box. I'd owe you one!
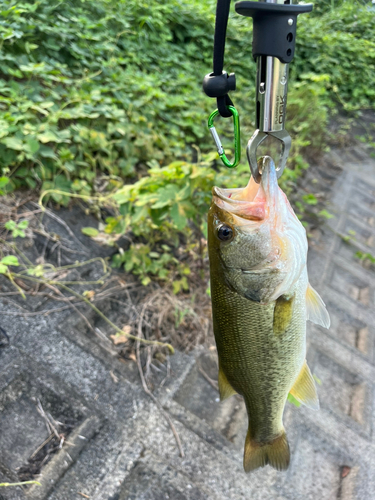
[241,269,273,275]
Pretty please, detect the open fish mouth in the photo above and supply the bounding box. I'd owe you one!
[212,184,267,222]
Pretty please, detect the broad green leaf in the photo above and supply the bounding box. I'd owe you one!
[13,229,25,238]
[302,194,318,205]
[17,220,29,230]
[4,220,16,231]
[37,131,59,144]
[39,146,57,159]
[0,264,7,274]
[81,227,99,237]
[27,265,45,277]
[173,280,181,294]
[3,137,23,151]
[170,203,187,230]
[1,255,19,266]
[0,177,9,188]
[318,209,334,219]
[25,139,40,155]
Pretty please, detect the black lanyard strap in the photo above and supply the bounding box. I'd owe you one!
[203,0,236,118]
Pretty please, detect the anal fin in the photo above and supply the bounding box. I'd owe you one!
[306,283,330,328]
[218,365,237,401]
[289,360,319,410]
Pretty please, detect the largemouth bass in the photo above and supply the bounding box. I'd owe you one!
[208,157,330,472]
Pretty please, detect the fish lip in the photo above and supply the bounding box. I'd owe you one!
[220,264,276,274]
[241,269,272,274]
[213,186,251,205]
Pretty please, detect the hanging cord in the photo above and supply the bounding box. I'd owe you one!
[203,0,236,118]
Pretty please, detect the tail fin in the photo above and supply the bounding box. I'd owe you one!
[243,429,290,472]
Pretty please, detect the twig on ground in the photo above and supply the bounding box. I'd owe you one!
[1,298,30,313]
[136,294,184,458]
[45,282,95,333]
[6,273,173,351]
[159,354,171,389]
[29,201,88,252]
[35,399,60,439]
[77,493,90,499]
[0,283,139,320]
[15,209,44,219]
[1,304,81,317]
[198,366,219,392]
[29,435,54,460]
[145,346,152,382]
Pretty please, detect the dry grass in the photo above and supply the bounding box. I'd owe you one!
[0,194,214,359]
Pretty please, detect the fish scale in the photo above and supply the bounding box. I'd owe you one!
[210,247,306,442]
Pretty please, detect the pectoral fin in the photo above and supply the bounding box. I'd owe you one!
[218,365,237,401]
[289,360,319,410]
[306,284,330,328]
[273,294,294,335]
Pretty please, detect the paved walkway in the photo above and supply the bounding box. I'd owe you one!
[1,144,375,499]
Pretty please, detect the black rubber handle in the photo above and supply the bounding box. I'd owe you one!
[235,1,313,63]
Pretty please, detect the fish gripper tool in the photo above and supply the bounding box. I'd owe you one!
[235,0,312,182]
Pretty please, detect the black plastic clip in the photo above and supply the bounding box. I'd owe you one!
[235,2,312,64]
[203,71,236,98]
[203,71,236,117]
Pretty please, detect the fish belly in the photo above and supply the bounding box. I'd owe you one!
[211,273,306,442]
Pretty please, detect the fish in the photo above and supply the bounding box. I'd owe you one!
[207,156,330,473]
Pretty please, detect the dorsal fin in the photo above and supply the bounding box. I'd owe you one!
[306,283,330,329]
[289,360,319,410]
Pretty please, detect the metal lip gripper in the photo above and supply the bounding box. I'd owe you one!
[235,0,312,182]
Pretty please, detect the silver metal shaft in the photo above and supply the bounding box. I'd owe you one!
[256,56,289,133]
[247,0,292,182]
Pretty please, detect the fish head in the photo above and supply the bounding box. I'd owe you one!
[208,158,308,304]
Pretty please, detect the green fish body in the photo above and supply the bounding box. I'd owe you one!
[208,158,330,472]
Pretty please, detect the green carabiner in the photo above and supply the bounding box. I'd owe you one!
[208,105,241,169]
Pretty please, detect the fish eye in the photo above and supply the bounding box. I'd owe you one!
[217,224,234,242]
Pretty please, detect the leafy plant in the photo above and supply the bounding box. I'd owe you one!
[0,176,9,195]
[318,209,334,219]
[355,250,375,265]
[107,156,233,287]
[81,227,99,237]
[4,220,29,238]
[302,194,318,206]
[0,255,19,274]
[1,0,372,198]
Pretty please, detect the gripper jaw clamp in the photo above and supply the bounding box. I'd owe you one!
[247,129,291,183]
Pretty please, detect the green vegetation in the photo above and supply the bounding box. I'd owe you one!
[1,0,374,285]
[0,481,41,488]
